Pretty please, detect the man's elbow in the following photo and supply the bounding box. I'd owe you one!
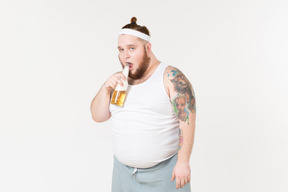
[91,114,110,123]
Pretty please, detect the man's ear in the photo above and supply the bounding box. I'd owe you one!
[146,42,152,53]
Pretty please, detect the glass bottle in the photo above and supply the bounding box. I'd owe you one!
[110,65,129,107]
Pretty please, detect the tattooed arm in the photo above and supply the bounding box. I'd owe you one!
[164,66,196,189]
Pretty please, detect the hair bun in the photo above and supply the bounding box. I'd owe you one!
[131,17,137,24]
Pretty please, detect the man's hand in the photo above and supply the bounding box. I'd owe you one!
[104,72,126,92]
[171,161,191,189]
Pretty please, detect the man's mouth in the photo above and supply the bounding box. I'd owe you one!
[126,62,133,70]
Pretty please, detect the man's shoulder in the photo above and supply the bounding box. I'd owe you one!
[163,65,182,99]
[164,65,184,83]
[164,65,179,79]
[164,65,178,72]
[164,64,193,97]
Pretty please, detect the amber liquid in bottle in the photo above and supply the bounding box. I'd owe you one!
[111,90,127,107]
[110,65,129,107]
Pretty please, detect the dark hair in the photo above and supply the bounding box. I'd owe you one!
[122,17,151,36]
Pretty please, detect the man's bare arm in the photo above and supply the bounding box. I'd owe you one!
[90,72,126,122]
[90,84,112,122]
[165,66,196,189]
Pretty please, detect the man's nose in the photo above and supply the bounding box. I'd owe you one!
[124,50,130,58]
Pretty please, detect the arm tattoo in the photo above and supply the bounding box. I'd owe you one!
[168,69,196,151]
[168,69,195,150]
[168,70,196,124]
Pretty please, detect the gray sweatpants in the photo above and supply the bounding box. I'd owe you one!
[112,153,191,192]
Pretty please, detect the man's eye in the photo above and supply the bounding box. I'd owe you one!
[119,49,124,52]
[130,47,135,50]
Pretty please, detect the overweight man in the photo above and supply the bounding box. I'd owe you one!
[90,17,196,192]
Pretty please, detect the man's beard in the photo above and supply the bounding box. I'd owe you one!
[129,51,150,79]
[119,50,151,80]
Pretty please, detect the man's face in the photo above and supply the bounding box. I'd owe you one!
[175,97,186,112]
[118,34,150,79]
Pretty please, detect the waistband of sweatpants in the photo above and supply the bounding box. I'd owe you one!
[115,153,178,172]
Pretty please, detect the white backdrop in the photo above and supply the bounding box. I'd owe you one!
[0,0,287,191]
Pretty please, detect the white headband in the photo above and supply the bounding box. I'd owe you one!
[119,28,151,42]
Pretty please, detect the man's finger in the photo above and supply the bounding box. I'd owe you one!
[184,178,188,186]
[118,79,124,86]
[171,171,175,181]
[176,178,180,189]
[180,179,184,188]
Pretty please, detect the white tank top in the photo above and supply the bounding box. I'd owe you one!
[109,62,179,168]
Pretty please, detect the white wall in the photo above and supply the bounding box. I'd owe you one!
[0,0,287,191]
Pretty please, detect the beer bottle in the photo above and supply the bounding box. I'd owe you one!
[110,65,129,107]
